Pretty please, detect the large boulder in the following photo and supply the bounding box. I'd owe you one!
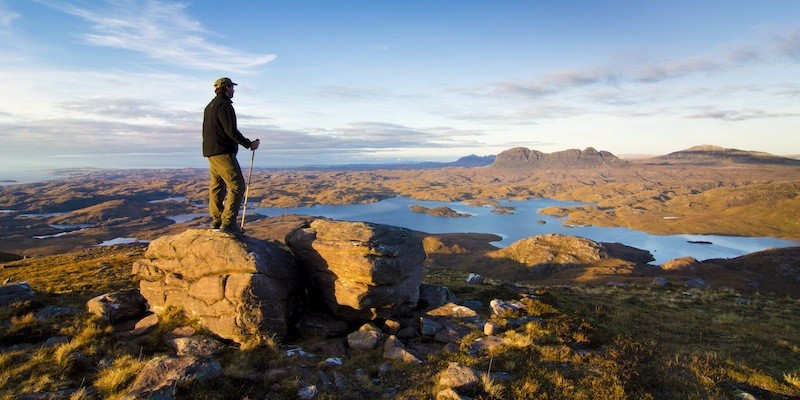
[132,229,305,344]
[286,219,425,320]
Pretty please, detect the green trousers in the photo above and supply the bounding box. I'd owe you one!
[208,153,245,227]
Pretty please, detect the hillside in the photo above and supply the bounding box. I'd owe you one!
[649,145,800,166]
[1,243,799,399]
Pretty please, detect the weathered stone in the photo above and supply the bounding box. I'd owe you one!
[662,257,699,272]
[347,323,382,350]
[420,317,444,336]
[86,290,146,323]
[469,335,506,355]
[43,336,69,347]
[132,229,305,344]
[397,326,418,339]
[298,385,319,400]
[652,277,669,286]
[427,302,481,321]
[439,362,480,392]
[466,273,485,284]
[123,355,222,400]
[433,322,473,344]
[383,319,401,335]
[286,219,425,320]
[333,371,347,390]
[686,278,708,288]
[166,335,228,357]
[484,321,500,336]
[318,371,332,390]
[418,284,459,310]
[129,314,159,336]
[383,335,422,364]
[0,281,35,306]
[489,299,525,316]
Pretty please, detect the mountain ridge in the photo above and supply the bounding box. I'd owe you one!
[648,144,800,166]
[491,147,629,169]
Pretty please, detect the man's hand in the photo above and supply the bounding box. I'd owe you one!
[250,139,260,150]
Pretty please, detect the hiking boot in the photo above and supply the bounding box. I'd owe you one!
[220,224,245,234]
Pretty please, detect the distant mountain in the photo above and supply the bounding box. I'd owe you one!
[650,145,800,166]
[302,154,496,171]
[491,147,628,169]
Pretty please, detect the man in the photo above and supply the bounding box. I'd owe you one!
[202,77,260,233]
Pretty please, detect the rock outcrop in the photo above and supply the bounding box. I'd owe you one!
[488,233,612,267]
[132,229,304,344]
[492,147,628,169]
[286,219,425,320]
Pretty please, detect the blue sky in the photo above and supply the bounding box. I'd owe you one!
[1,0,799,171]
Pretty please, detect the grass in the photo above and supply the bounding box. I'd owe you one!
[1,246,799,399]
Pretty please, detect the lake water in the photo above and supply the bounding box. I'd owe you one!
[253,196,798,265]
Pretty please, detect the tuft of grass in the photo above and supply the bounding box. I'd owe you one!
[784,372,800,390]
[10,312,35,328]
[93,354,148,396]
[480,373,506,399]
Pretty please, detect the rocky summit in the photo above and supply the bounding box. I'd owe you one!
[132,228,305,344]
[491,146,628,169]
[286,219,426,320]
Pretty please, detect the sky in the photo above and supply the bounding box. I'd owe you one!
[1,0,800,172]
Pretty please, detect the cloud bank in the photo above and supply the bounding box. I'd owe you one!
[36,0,275,73]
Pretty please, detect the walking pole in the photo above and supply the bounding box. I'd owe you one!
[240,149,256,230]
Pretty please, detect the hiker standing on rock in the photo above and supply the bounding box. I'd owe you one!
[202,77,260,233]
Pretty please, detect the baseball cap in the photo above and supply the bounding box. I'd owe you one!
[213,77,237,88]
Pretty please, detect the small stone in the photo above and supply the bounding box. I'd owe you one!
[44,336,69,347]
[333,371,347,389]
[397,326,418,339]
[318,371,332,390]
[324,357,343,366]
[685,278,708,288]
[383,335,422,364]
[439,362,480,392]
[129,313,159,336]
[735,297,750,305]
[383,319,401,335]
[466,273,485,285]
[651,277,669,286]
[167,335,227,357]
[420,317,444,336]
[347,324,382,350]
[484,321,500,336]
[298,385,319,400]
[378,362,392,375]
[489,299,525,316]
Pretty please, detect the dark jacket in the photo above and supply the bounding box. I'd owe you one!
[202,94,253,157]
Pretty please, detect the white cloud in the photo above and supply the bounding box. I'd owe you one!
[0,2,20,33]
[36,0,275,73]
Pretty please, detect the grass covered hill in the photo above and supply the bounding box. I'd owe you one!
[1,244,799,399]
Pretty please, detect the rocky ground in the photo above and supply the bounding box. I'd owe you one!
[1,237,799,399]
